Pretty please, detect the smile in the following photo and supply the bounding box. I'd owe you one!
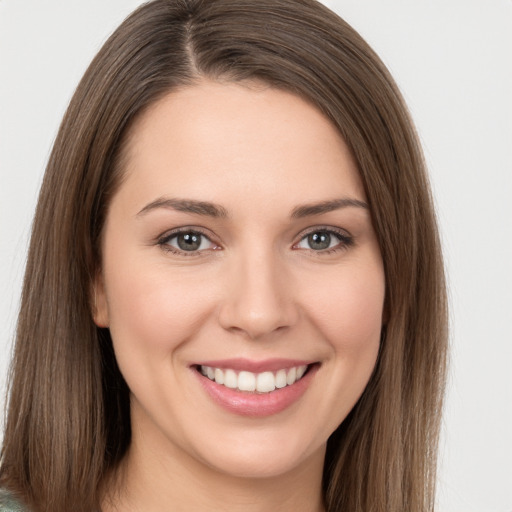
[199,364,308,393]
[193,360,319,417]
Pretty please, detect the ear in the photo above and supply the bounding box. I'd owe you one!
[91,272,110,328]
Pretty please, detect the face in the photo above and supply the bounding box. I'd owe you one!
[94,80,385,480]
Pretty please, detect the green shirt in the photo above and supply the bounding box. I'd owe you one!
[0,490,27,512]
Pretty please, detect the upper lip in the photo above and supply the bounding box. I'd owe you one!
[193,358,314,373]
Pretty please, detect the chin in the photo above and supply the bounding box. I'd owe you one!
[188,427,327,481]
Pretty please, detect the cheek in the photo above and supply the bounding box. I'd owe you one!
[304,261,385,353]
[103,258,218,354]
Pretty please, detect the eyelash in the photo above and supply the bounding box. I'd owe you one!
[293,226,354,255]
[157,228,219,257]
[157,226,354,256]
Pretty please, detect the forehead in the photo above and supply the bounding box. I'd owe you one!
[117,80,366,212]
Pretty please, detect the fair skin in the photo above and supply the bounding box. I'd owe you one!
[95,80,385,512]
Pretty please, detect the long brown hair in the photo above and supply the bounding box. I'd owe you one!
[0,1,448,511]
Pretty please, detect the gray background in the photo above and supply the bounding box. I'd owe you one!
[1,1,511,510]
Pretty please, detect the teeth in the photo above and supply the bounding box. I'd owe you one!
[275,369,287,389]
[200,364,308,393]
[286,367,296,385]
[296,365,307,379]
[256,371,275,393]
[238,371,256,391]
[214,368,224,385]
[224,369,237,389]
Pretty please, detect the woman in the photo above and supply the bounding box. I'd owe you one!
[0,0,447,511]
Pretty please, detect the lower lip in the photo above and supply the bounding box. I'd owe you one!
[194,365,318,417]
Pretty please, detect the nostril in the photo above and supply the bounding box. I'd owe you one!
[218,306,298,340]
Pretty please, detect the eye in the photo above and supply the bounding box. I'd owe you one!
[294,229,353,252]
[159,230,218,254]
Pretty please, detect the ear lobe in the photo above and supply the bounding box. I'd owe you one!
[92,273,109,328]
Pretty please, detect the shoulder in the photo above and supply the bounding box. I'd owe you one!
[0,489,28,512]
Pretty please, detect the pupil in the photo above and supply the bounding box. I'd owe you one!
[308,232,331,250]
[177,232,201,251]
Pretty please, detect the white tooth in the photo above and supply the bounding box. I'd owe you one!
[275,369,287,388]
[200,366,207,376]
[296,365,307,380]
[224,369,238,389]
[256,371,276,393]
[286,367,297,385]
[214,368,224,385]
[206,366,215,380]
[238,371,256,391]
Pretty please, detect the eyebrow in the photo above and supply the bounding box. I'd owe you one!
[290,198,369,218]
[137,197,229,218]
[136,196,368,219]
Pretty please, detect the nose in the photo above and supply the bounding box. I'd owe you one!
[218,248,299,340]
